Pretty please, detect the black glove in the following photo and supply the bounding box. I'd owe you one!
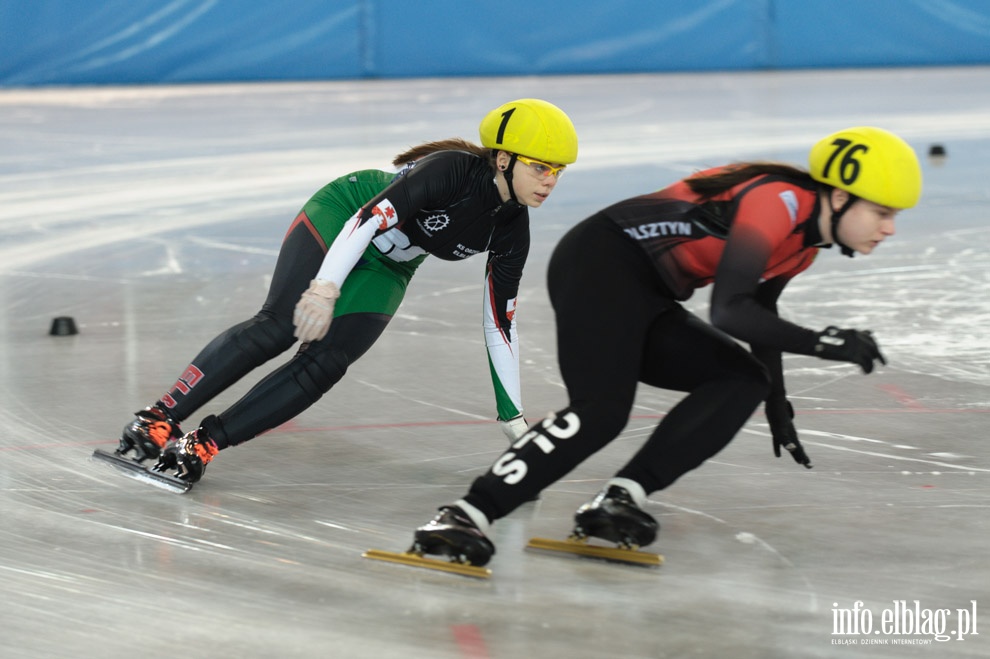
[765,397,812,469]
[814,326,887,374]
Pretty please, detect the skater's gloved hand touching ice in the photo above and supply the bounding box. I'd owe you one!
[765,396,812,469]
[814,326,886,374]
[293,279,341,343]
[499,414,529,441]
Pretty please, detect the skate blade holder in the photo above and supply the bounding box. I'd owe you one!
[91,448,192,494]
[526,536,663,567]
[362,549,492,579]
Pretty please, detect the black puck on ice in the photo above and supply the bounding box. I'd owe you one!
[49,316,79,336]
[928,144,945,157]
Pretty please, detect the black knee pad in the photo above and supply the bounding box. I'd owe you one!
[232,313,296,363]
[293,345,350,400]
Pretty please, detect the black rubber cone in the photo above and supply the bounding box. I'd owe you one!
[49,316,79,336]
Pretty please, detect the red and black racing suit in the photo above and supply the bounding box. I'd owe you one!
[463,170,827,519]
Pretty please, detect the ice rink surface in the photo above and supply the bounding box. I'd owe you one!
[1,67,988,658]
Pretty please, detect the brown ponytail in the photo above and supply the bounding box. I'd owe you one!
[392,138,492,167]
[685,162,813,199]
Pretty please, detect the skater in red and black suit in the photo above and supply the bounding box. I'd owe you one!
[409,126,924,567]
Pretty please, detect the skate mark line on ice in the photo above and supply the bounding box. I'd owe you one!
[659,501,819,612]
[0,563,82,583]
[800,440,990,472]
[742,427,990,472]
[355,380,489,420]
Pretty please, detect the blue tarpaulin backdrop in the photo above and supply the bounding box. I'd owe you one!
[2,0,989,86]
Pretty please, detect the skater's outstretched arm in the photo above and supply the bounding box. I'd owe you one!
[748,275,813,469]
[483,215,530,438]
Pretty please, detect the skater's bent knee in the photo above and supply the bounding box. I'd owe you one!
[294,348,349,398]
[233,314,296,361]
[559,403,628,441]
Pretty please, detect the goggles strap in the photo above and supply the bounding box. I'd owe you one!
[829,192,858,258]
[503,153,520,204]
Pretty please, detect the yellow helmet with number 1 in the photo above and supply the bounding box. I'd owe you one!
[479,98,578,165]
[808,126,922,209]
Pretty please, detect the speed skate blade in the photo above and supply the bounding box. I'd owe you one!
[91,448,191,494]
[363,549,492,579]
[526,537,663,567]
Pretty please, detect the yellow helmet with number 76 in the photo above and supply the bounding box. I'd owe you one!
[808,126,922,209]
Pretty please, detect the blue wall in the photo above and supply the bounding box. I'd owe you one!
[2,0,989,86]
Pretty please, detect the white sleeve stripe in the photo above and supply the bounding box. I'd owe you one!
[316,210,377,286]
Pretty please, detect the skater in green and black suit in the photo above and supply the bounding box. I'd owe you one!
[409,126,923,567]
[111,99,579,484]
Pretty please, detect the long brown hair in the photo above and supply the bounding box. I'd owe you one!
[392,138,492,167]
[685,162,814,199]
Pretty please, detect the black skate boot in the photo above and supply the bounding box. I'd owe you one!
[573,486,659,549]
[118,405,182,462]
[153,425,218,483]
[412,506,495,567]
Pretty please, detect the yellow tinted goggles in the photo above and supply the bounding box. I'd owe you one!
[516,155,567,178]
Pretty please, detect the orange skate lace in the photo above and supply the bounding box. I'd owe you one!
[146,421,173,448]
[192,437,219,464]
